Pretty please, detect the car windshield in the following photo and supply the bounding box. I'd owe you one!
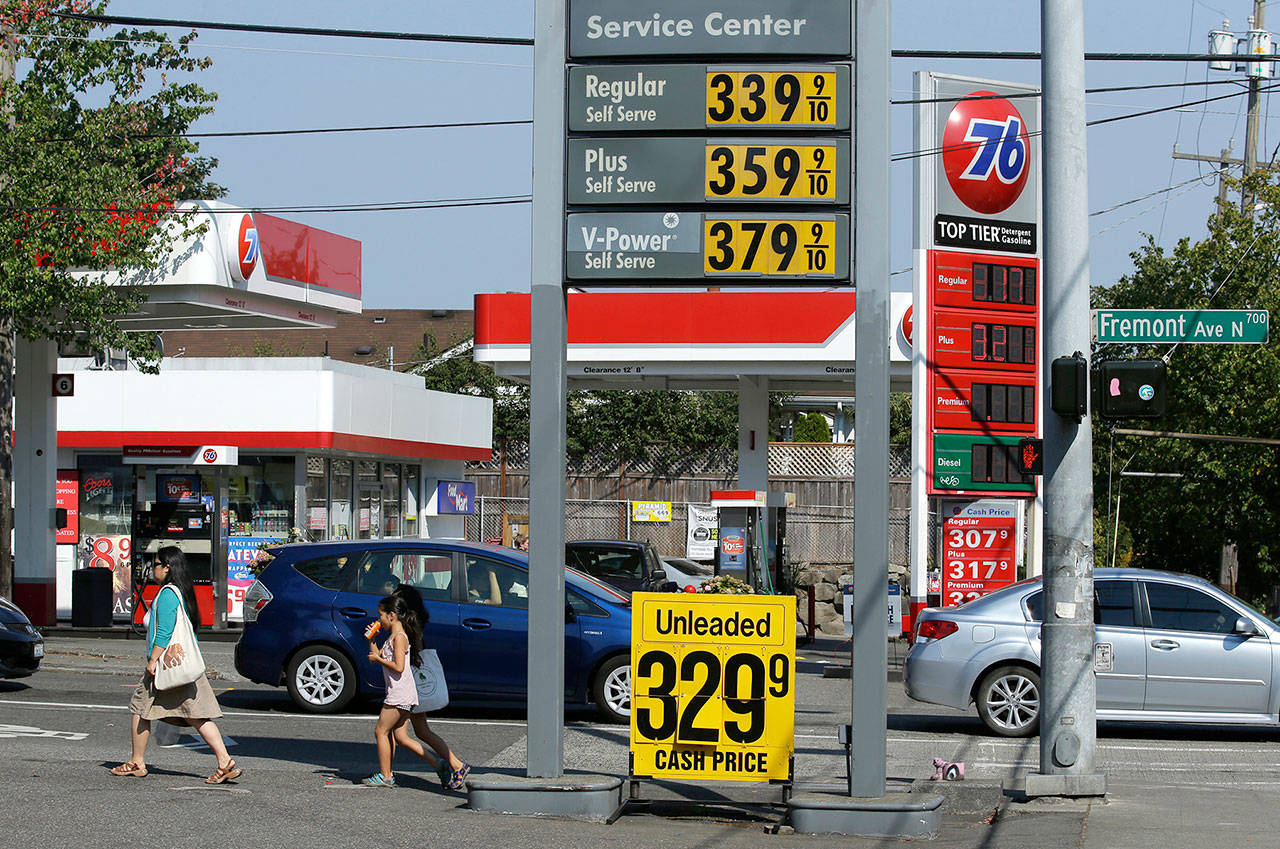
[665,558,712,576]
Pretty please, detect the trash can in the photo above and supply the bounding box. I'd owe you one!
[71,568,113,627]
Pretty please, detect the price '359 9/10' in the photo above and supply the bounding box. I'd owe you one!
[634,648,790,745]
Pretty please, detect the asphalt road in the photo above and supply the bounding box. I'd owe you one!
[3,636,1280,849]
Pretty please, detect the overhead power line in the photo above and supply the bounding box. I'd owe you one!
[2,195,532,215]
[39,118,531,143]
[53,11,533,47]
[52,12,1280,66]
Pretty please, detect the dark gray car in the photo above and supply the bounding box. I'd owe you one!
[904,568,1279,736]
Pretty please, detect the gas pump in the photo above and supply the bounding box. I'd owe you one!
[710,490,794,594]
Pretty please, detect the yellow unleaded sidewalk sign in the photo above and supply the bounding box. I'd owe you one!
[630,592,796,782]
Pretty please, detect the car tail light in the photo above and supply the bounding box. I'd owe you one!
[243,580,273,623]
[915,619,958,643]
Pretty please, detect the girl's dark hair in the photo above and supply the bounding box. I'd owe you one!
[156,546,200,633]
[392,583,429,625]
[378,594,423,667]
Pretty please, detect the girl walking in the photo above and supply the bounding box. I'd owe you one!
[363,594,420,787]
[390,584,472,790]
[110,546,240,784]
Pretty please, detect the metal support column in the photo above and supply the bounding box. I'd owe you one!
[1027,0,1106,798]
[850,0,890,801]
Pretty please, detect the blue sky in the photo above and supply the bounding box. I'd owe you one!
[108,1,1270,309]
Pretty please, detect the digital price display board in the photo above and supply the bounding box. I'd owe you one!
[941,513,1018,606]
[630,593,795,782]
[567,137,851,205]
[932,433,1036,494]
[930,250,1038,313]
[930,309,1037,372]
[930,370,1037,433]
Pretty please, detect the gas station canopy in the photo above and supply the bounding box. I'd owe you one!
[472,290,913,392]
[77,200,362,331]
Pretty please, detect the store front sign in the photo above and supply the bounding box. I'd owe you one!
[124,445,239,465]
[429,480,476,515]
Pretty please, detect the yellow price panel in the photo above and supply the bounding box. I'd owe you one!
[705,70,838,127]
[630,593,796,783]
[703,219,836,277]
[705,143,836,200]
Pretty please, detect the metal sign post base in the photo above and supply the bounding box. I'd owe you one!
[787,791,943,838]
[466,775,624,822]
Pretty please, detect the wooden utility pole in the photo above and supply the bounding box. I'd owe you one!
[1243,0,1267,213]
[1172,146,1240,211]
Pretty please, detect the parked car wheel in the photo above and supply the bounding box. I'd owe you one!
[593,655,630,724]
[976,665,1040,737]
[287,645,357,713]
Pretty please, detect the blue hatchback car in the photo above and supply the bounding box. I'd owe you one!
[234,539,633,722]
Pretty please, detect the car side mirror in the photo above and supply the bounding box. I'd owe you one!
[1234,617,1261,637]
[565,603,577,623]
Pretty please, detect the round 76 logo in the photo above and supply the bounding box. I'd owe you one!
[942,91,1031,215]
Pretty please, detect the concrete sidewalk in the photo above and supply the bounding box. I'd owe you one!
[33,634,1265,847]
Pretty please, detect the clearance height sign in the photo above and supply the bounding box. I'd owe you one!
[630,593,796,782]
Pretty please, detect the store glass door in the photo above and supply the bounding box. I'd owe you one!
[358,485,382,540]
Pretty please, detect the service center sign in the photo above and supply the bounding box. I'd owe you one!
[569,0,851,58]
[631,593,795,782]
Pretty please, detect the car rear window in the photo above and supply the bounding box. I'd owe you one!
[292,553,354,590]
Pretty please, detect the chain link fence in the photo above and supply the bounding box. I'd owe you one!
[469,496,912,568]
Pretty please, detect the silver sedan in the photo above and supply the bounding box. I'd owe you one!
[904,568,1280,736]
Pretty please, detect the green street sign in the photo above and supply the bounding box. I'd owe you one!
[1093,309,1269,344]
[931,433,1036,495]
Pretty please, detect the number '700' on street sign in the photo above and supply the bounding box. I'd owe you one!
[1093,309,1269,345]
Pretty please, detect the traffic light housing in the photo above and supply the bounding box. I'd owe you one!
[1051,353,1088,420]
[1091,359,1167,420]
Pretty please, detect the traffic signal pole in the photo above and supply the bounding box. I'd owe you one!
[1027,0,1106,798]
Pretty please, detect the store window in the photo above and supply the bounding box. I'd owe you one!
[77,457,133,538]
[404,465,420,537]
[383,463,402,538]
[227,456,295,539]
[358,461,380,539]
[305,457,328,542]
[331,459,352,539]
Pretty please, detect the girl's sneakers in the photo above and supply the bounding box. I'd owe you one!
[435,758,452,788]
[448,763,472,790]
[361,772,396,787]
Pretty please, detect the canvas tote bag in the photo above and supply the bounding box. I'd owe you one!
[153,585,207,690]
[413,649,449,712]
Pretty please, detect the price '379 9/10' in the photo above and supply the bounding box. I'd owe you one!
[704,219,834,276]
[634,648,790,745]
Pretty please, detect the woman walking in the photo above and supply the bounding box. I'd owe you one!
[110,546,241,784]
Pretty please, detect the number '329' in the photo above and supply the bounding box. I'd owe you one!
[634,649,789,745]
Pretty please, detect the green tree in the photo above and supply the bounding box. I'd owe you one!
[792,411,832,443]
[1091,170,1280,598]
[0,3,219,597]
